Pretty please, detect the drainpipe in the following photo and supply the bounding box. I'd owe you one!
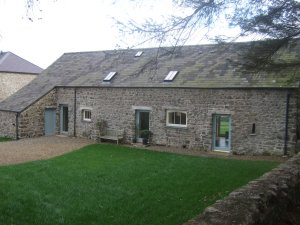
[74,87,77,137]
[15,112,19,140]
[284,92,291,156]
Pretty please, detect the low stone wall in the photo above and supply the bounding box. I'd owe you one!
[184,153,300,225]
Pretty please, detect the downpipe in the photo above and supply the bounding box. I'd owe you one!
[15,112,19,140]
[284,92,291,156]
[74,87,77,137]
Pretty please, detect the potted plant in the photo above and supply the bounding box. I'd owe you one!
[140,130,153,145]
[132,124,138,144]
[132,137,137,143]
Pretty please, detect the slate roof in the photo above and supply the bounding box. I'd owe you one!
[0,40,299,112]
[0,52,43,74]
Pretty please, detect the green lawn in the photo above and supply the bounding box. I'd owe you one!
[0,144,278,225]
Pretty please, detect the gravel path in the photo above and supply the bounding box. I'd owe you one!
[0,136,95,165]
[130,143,289,162]
[0,136,289,166]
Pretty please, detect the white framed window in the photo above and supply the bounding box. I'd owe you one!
[166,110,187,127]
[82,109,92,122]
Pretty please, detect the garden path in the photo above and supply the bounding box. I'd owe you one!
[0,136,95,165]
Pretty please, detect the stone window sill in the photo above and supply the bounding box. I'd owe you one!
[166,125,188,130]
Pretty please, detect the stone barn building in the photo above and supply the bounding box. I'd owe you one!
[0,52,42,102]
[0,40,299,155]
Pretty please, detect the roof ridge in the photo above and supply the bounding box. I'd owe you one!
[61,40,286,56]
[62,44,220,55]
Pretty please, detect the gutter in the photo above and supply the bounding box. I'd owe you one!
[74,87,77,137]
[284,92,291,156]
[15,112,19,140]
[55,85,299,91]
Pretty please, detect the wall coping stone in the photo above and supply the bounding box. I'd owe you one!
[184,153,300,225]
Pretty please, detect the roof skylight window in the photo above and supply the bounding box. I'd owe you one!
[164,71,178,82]
[135,51,143,57]
[103,72,117,81]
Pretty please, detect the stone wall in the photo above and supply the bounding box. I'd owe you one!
[0,72,37,102]
[57,87,297,155]
[184,152,300,225]
[18,89,57,138]
[0,111,17,138]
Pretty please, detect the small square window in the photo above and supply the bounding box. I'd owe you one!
[251,123,256,134]
[82,109,92,122]
[166,110,187,127]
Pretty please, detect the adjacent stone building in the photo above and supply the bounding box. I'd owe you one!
[0,52,42,102]
[0,40,299,155]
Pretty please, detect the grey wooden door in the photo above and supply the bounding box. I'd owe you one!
[44,108,56,136]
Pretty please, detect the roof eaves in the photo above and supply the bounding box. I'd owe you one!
[55,85,299,90]
[0,108,20,113]
[0,70,40,75]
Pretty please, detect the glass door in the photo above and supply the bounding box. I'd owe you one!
[60,105,69,133]
[135,110,150,142]
[212,114,231,152]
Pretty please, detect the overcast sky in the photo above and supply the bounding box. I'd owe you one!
[0,0,240,69]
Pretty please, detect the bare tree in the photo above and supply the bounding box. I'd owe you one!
[23,0,300,68]
[115,0,300,68]
[25,0,55,21]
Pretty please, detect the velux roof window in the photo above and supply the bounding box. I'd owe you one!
[135,51,143,57]
[103,72,117,82]
[164,71,178,82]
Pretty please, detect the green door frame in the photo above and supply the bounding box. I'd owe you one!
[212,114,231,152]
[135,110,150,142]
[60,105,69,134]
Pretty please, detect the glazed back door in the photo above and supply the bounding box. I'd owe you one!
[60,105,69,134]
[135,111,150,142]
[212,114,231,152]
